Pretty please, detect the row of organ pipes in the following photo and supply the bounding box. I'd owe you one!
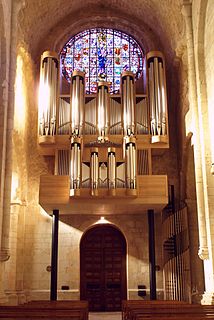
[38,50,168,195]
[38,51,59,136]
[147,51,167,142]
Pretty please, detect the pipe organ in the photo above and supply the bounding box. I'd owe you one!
[38,51,59,138]
[125,137,137,194]
[90,148,99,196]
[108,148,116,195]
[38,50,169,200]
[70,137,81,195]
[121,72,137,193]
[147,51,168,143]
[121,71,135,136]
[97,82,109,142]
[70,71,85,136]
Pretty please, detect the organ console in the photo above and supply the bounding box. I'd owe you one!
[38,50,169,210]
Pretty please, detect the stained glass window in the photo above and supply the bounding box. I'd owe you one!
[61,28,144,94]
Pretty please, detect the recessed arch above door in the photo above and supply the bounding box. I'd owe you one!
[80,224,127,311]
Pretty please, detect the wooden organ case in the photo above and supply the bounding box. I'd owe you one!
[38,51,169,215]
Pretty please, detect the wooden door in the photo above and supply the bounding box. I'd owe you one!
[80,225,127,311]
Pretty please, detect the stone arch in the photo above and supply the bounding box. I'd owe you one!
[15,1,184,67]
[80,223,127,311]
[81,221,128,247]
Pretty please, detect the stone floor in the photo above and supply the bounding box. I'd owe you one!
[89,312,122,320]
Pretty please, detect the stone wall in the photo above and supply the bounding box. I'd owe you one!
[2,0,213,305]
[0,0,12,304]
[22,213,163,301]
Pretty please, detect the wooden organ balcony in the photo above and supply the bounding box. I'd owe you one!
[38,51,169,215]
[39,175,168,215]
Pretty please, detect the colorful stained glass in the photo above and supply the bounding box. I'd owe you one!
[60,28,144,94]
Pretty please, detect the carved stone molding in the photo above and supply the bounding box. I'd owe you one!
[0,249,10,262]
[181,1,192,18]
[198,246,209,260]
[201,292,214,305]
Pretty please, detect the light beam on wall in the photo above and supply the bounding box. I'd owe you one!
[14,55,26,132]
[11,172,19,201]
[96,216,110,224]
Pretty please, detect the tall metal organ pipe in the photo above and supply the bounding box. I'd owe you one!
[70,137,81,196]
[125,136,137,194]
[121,71,135,136]
[147,51,168,143]
[70,71,85,136]
[108,147,116,195]
[38,51,59,136]
[90,148,99,196]
[97,82,109,142]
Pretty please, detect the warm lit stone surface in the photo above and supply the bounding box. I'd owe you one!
[1,0,214,306]
[18,213,163,300]
[17,0,184,60]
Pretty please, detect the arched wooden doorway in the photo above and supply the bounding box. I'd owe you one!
[80,224,127,311]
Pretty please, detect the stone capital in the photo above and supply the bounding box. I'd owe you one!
[181,1,192,18]
[198,246,209,260]
[0,249,10,262]
[201,292,214,305]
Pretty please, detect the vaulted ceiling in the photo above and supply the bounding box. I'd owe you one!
[18,0,185,62]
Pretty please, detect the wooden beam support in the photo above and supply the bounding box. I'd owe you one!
[148,209,157,300]
[50,209,59,301]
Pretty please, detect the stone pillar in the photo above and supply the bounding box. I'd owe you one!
[0,4,11,305]
[182,0,214,304]
[0,0,26,304]
[4,198,27,305]
[182,0,209,262]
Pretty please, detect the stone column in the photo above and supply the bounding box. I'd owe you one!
[4,198,27,305]
[182,2,209,260]
[0,0,26,304]
[0,1,11,305]
[182,0,214,304]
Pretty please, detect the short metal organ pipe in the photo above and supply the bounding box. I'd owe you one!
[90,148,99,196]
[147,51,168,143]
[38,51,59,136]
[70,137,81,196]
[121,71,135,136]
[108,147,116,195]
[70,71,85,136]
[125,136,137,195]
[97,82,109,142]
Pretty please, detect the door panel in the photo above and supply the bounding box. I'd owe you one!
[80,225,127,311]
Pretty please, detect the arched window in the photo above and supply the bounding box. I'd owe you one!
[60,28,144,94]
